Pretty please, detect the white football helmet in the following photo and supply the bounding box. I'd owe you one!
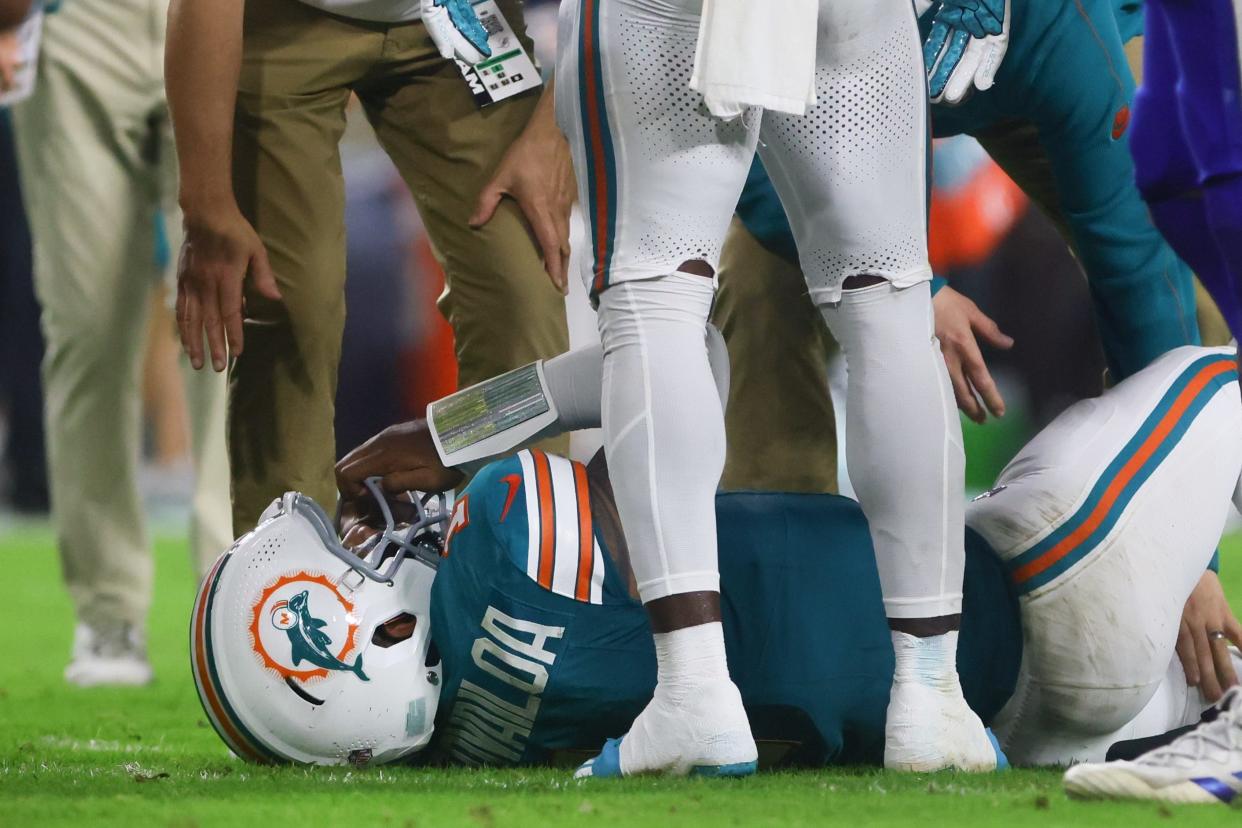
[191,479,449,766]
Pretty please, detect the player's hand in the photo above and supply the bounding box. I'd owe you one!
[341,517,381,551]
[335,418,465,504]
[470,83,574,295]
[933,285,1014,423]
[1176,569,1242,703]
[923,0,1011,105]
[421,0,491,65]
[176,204,280,372]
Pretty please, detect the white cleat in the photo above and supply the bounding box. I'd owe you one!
[884,631,1005,772]
[64,622,153,688]
[575,678,758,778]
[1063,687,1242,804]
[885,677,1004,772]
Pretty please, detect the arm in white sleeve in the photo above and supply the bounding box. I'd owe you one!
[428,326,728,468]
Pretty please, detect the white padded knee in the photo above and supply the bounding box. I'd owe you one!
[597,272,725,603]
[819,280,965,618]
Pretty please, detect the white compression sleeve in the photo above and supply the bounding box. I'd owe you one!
[543,345,606,432]
[819,280,965,618]
[598,272,725,602]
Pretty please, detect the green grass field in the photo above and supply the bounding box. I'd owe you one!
[2,526,1241,826]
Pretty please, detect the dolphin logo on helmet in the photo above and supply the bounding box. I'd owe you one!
[282,590,369,681]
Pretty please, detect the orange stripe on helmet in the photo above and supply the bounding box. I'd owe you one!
[191,557,268,764]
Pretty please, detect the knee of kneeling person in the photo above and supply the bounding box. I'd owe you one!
[1021,611,1173,734]
[1037,681,1164,737]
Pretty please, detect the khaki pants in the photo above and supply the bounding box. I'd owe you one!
[12,0,231,629]
[713,218,838,493]
[229,0,569,531]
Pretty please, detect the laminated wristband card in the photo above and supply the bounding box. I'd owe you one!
[428,362,558,466]
[456,0,542,107]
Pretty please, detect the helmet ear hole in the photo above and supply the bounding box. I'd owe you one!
[424,639,441,668]
[371,612,418,648]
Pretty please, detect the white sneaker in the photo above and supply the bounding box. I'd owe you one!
[1064,687,1242,804]
[575,678,758,778]
[884,631,1005,772]
[64,622,153,687]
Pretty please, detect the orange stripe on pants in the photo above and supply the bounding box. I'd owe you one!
[1012,360,1234,585]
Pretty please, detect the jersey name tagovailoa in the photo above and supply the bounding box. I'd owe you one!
[438,605,565,765]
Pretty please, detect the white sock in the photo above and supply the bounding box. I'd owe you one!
[617,621,755,773]
[891,630,961,690]
[886,629,995,771]
[654,622,731,698]
[597,272,724,602]
[819,280,965,618]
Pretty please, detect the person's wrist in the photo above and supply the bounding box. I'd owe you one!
[513,125,551,153]
[179,186,239,222]
[520,104,563,144]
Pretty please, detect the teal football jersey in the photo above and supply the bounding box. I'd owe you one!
[428,451,1023,768]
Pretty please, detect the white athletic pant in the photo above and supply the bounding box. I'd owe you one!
[967,345,1242,765]
[555,0,930,297]
[557,0,959,613]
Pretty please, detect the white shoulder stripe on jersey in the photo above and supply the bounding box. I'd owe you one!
[547,453,585,600]
[517,450,541,582]
[513,450,604,605]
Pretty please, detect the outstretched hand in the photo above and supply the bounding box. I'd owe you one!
[176,205,281,371]
[933,285,1014,422]
[470,82,575,294]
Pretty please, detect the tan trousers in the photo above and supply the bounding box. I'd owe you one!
[713,218,838,493]
[12,0,232,630]
[229,0,570,531]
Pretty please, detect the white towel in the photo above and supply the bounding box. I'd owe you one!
[689,0,818,120]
